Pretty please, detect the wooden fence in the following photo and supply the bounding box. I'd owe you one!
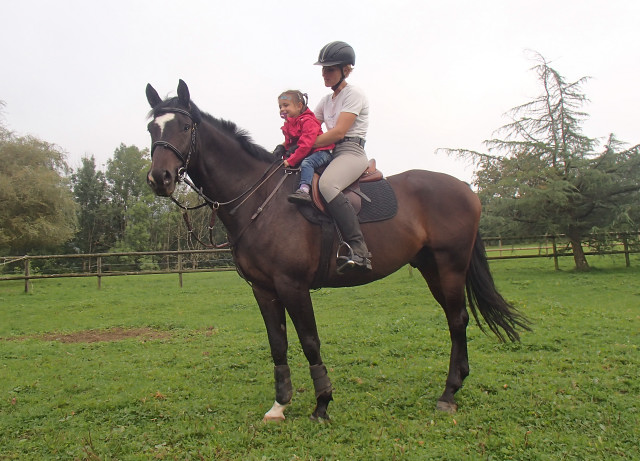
[1,234,638,292]
[0,249,235,293]
[483,233,638,270]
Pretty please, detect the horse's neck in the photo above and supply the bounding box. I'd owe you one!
[192,126,272,232]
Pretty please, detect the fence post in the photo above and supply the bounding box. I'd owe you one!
[551,235,559,271]
[24,258,31,293]
[622,235,630,268]
[177,252,183,288]
[97,256,102,289]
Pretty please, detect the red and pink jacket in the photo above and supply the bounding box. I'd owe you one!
[281,108,335,167]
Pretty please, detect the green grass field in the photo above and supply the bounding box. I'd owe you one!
[1,255,638,460]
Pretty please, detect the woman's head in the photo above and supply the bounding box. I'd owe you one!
[278,90,308,119]
[315,41,355,91]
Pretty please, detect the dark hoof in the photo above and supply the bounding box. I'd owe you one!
[309,412,331,422]
[436,400,458,414]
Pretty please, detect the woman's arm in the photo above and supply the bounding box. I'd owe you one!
[313,112,357,148]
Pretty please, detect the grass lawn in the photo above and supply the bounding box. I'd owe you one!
[1,255,638,460]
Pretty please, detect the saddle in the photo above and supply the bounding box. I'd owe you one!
[296,158,397,288]
[310,158,384,215]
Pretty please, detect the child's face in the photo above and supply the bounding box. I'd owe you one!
[278,97,304,119]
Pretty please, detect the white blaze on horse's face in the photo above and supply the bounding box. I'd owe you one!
[154,113,176,137]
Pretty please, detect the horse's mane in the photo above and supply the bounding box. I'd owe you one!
[148,97,274,163]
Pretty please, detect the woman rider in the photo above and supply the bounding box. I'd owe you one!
[312,41,372,273]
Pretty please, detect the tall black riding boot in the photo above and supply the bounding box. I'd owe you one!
[325,193,372,273]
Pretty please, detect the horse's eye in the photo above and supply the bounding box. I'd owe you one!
[184,124,190,131]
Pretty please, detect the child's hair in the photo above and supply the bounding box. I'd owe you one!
[278,90,309,110]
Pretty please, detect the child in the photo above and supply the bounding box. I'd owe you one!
[275,90,335,204]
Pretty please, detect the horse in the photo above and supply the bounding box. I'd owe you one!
[145,80,529,421]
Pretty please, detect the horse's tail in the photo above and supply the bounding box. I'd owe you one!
[465,232,531,342]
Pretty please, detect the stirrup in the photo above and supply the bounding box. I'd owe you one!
[336,242,372,274]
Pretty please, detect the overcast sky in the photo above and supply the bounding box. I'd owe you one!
[2,0,638,183]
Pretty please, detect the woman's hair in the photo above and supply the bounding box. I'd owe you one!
[278,90,309,109]
[342,65,354,78]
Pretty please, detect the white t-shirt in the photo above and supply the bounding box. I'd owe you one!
[314,84,369,140]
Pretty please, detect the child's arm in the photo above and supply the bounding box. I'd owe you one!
[284,118,321,168]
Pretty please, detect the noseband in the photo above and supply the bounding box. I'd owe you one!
[150,107,198,178]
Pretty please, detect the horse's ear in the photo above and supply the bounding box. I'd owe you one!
[177,79,190,107]
[146,84,162,108]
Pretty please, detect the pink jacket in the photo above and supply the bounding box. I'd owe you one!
[281,108,335,167]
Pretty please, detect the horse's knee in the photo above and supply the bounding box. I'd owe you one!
[299,336,322,363]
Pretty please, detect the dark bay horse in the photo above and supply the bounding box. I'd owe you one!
[145,80,529,421]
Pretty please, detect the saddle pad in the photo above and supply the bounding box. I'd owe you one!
[357,179,398,223]
[299,178,397,225]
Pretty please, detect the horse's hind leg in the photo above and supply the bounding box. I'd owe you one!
[416,251,470,413]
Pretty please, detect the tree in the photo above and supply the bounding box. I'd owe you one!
[0,130,77,254]
[70,155,110,254]
[104,143,150,244]
[447,53,640,271]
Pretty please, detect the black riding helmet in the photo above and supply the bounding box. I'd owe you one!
[314,41,356,67]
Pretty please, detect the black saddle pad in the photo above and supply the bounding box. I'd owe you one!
[358,179,398,223]
[299,179,397,225]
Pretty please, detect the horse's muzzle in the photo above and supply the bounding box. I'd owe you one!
[147,168,176,197]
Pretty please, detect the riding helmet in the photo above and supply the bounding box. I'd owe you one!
[314,41,356,67]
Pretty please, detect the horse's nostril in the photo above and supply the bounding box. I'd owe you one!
[162,170,173,185]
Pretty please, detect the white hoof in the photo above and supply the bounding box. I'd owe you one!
[263,401,288,422]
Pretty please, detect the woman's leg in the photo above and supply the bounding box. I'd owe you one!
[318,144,368,202]
[318,143,371,272]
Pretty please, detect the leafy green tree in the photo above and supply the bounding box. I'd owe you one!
[71,156,110,253]
[447,53,640,271]
[0,129,76,254]
[105,143,150,244]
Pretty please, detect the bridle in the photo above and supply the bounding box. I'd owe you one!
[150,107,198,181]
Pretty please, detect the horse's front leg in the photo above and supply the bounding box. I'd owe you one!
[276,283,333,421]
[252,285,292,422]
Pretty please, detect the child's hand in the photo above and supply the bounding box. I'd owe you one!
[283,159,290,167]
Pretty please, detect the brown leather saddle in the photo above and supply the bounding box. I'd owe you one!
[310,158,384,215]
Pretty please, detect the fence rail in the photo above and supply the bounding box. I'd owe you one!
[1,233,638,292]
[0,249,235,292]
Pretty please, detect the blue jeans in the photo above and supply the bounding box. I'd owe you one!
[298,150,333,188]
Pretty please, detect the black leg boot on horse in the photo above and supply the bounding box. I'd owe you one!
[326,192,372,274]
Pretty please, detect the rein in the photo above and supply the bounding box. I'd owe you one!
[151,107,290,248]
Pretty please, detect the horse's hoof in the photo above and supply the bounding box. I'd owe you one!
[262,414,285,423]
[436,400,458,414]
[263,401,288,422]
[309,413,330,423]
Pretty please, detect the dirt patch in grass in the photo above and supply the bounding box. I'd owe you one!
[8,327,171,343]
